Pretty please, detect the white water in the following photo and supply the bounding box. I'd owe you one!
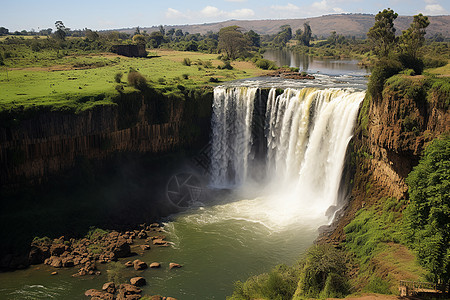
[210,86,365,227]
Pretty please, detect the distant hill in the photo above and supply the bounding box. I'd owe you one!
[114,14,450,38]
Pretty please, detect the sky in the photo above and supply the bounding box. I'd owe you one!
[1,0,449,32]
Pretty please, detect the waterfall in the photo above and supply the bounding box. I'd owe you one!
[210,86,364,218]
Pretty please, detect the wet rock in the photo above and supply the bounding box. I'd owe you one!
[102,282,115,294]
[61,257,74,267]
[133,259,148,270]
[110,238,131,258]
[169,263,182,270]
[28,245,50,265]
[130,277,146,287]
[152,239,168,246]
[51,271,58,275]
[45,256,62,268]
[124,261,133,268]
[140,245,150,251]
[50,244,66,256]
[85,289,103,297]
[137,231,147,239]
[149,262,161,268]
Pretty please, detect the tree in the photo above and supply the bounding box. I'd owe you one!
[132,34,146,44]
[85,29,99,41]
[273,25,292,46]
[301,22,312,46]
[159,25,165,36]
[54,20,66,41]
[148,31,164,48]
[367,8,398,57]
[175,29,183,37]
[399,14,430,60]
[404,135,450,289]
[245,30,260,48]
[0,27,9,36]
[218,26,249,60]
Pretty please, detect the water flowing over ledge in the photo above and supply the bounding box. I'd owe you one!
[210,85,365,227]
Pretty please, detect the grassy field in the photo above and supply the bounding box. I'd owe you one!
[0,49,268,113]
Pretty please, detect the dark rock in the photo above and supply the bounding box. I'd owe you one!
[28,245,50,265]
[130,277,146,287]
[133,259,148,270]
[110,238,131,258]
[50,244,66,256]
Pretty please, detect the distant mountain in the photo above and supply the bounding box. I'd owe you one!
[114,14,450,38]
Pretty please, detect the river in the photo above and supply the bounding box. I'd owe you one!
[0,51,368,300]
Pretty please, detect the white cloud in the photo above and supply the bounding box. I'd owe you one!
[271,3,302,13]
[166,8,185,19]
[165,6,254,22]
[270,1,344,18]
[201,6,223,17]
[423,3,447,15]
[229,8,255,18]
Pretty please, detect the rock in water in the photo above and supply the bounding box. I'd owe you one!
[130,277,146,287]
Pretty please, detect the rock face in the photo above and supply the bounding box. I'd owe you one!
[0,89,213,188]
[130,277,146,287]
[319,77,450,243]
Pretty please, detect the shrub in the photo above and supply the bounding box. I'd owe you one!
[367,58,402,99]
[255,59,277,70]
[400,69,415,76]
[114,72,123,83]
[107,261,126,284]
[182,57,191,66]
[217,60,233,70]
[209,77,219,83]
[182,73,189,80]
[127,71,147,90]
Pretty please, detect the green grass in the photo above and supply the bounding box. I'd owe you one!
[0,49,267,113]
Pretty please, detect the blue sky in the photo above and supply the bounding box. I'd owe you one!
[2,0,449,32]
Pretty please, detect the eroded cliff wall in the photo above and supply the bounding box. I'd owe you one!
[323,76,449,243]
[0,88,213,187]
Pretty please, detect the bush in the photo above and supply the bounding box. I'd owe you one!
[115,84,124,93]
[367,58,402,98]
[217,60,233,70]
[255,59,277,70]
[209,77,219,83]
[398,54,424,75]
[182,73,189,80]
[107,261,126,284]
[114,72,123,83]
[127,71,147,90]
[400,69,415,76]
[294,245,350,299]
[182,57,191,66]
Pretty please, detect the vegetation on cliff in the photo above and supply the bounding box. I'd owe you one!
[404,135,450,287]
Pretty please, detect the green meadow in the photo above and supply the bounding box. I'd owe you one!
[0,49,267,113]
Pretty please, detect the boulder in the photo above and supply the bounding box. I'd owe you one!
[133,259,148,270]
[61,257,74,267]
[149,262,161,268]
[102,282,116,294]
[50,244,66,256]
[51,271,58,275]
[137,231,147,239]
[111,238,131,258]
[130,277,146,287]
[28,245,50,265]
[119,283,142,295]
[45,256,62,268]
[140,245,150,251]
[169,263,182,270]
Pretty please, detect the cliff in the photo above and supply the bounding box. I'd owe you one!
[321,75,449,244]
[0,88,213,188]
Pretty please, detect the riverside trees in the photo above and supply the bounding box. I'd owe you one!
[218,26,249,60]
[404,136,450,289]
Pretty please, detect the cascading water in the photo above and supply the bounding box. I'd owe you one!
[210,86,365,226]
